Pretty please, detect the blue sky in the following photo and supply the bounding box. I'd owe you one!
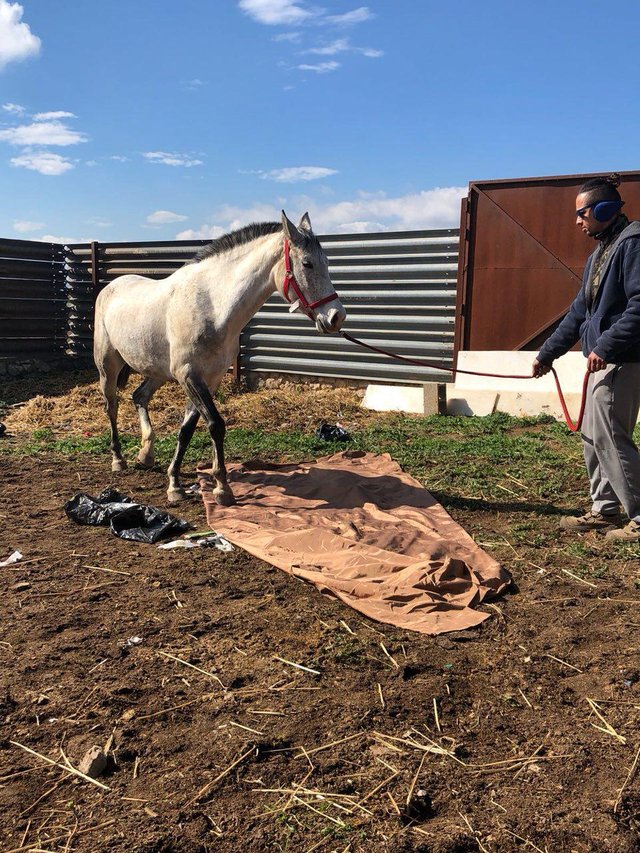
[1,0,639,243]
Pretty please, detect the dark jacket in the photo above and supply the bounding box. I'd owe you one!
[537,219,640,365]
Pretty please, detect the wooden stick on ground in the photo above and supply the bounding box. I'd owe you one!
[4,819,116,853]
[185,745,255,806]
[157,651,226,690]
[379,643,399,669]
[405,753,428,809]
[358,769,400,805]
[9,741,110,791]
[586,698,627,744]
[294,731,366,759]
[274,656,321,675]
[614,743,640,813]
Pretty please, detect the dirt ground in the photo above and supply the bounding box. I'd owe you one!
[1,375,640,852]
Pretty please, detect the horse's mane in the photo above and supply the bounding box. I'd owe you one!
[190,222,282,264]
[190,220,321,264]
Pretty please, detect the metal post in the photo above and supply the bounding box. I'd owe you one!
[90,240,100,293]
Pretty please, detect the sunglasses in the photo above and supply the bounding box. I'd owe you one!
[575,205,592,218]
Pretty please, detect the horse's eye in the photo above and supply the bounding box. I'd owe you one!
[302,260,314,269]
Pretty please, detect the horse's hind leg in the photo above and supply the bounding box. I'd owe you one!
[132,377,163,468]
[180,373,234,506]
[167,401,201,503]
[98,363,127,472]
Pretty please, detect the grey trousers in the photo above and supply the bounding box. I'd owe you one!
[581,362,640,522]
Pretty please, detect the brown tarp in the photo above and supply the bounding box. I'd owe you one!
[199,451,511,635]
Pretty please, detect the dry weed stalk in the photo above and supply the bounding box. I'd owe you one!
[10,741,110,791]
[586,697,627,744]
[614,743,640,813]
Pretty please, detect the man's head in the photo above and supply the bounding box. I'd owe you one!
[575,173,624,237]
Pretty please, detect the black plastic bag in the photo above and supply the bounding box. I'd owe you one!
[315,423,351,442]
[64,487,190,544]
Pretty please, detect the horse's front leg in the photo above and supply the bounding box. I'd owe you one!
[167,401,200,503]
[178,374,235,507]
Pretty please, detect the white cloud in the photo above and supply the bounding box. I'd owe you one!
[337,220,388,233]
[309,187,467,232]
[13,219,43,232]
[259,165,338,182]
[297,60,340,73]
[146,209,189,225]
[110,154,129,162]
[239,0,315,25]
[239,2,380,74]
[143,151,203,167]
[175,224,227,240]
[38,233,81,244]
[176,202,283,239]
[0,1,41,71]
[0,119,87,146]
[9,149,74,175]
[272,31,301,42]
[33,110,76,121]
[2,101,24,113]
[177,187,464,242]
[325,6,372,26]
[182,187,465,238]
[305,38,382,58]
[306,38,349,55]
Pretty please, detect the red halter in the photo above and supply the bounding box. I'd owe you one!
[283,238,340,318]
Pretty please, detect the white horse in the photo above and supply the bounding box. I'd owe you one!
[93,212,346,506]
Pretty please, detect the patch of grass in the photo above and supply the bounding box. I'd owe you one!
[1,412,589,510]
[319,633,368,667]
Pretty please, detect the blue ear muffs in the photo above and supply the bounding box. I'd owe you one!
[592,200,624,221]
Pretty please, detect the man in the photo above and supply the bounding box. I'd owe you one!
[532,174,640,541]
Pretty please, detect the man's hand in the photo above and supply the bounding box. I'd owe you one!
[587,351,607,373]
[532,359,551,378]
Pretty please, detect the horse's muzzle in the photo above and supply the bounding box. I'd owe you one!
[316,305,346,334]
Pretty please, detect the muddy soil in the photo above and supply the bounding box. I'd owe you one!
[1,402,640,851]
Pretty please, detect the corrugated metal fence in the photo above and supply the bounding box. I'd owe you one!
[3,229,459,385]
[0,238,66,357]
[64,228,458,384]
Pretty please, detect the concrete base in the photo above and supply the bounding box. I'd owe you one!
[360,352,589,422]
[362,384,426,414]
[361,382,445,415]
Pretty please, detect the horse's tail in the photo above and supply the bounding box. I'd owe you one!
[117,364,132,390]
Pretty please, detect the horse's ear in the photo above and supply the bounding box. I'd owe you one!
[281,210,303,245]
[298,212,312,232]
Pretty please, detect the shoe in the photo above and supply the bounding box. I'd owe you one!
[560,510,622,532]
[605,520,640,542]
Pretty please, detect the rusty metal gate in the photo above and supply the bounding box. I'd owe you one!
[455,170,640,354]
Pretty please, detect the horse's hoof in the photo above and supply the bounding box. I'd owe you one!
[214,490,236,507]
[167,488,191,504]
[111,459,127,472]
[136,452,155,469]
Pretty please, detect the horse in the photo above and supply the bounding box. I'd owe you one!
[93,211,346,506]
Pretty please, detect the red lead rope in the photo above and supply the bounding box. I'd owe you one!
[340,331,590,433]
